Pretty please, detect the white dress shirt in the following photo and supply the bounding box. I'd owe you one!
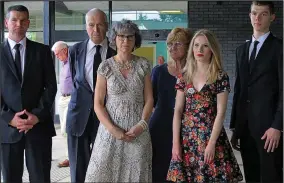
[249,31,270,60]
[7,37,27,76]
[85,38,108,90]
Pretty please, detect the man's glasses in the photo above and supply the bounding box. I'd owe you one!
[54,48,65,56]
[167,42,184,49]
[117,34,135,41]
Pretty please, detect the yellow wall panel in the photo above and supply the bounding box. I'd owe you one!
[133,45,156,66]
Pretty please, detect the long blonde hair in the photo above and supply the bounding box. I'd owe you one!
[166,27,193,68]
[184,29,223,84]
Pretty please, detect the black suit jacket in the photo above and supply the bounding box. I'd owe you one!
[0,39,57,143]
[66,39,116,137]
[230,33,283,138]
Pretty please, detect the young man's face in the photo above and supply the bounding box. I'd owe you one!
[5,10,30,39]
[250,4,275,33]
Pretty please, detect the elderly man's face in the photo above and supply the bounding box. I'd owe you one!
[86,12,108,44]
[54,47,68,62]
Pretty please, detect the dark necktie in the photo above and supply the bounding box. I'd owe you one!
[14,44,22,82]
[93,45,102,90]
[249,41,259,69]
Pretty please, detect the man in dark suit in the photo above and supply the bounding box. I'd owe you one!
[0,5,57,182]
[66,8,116,183]
[230,1,283,183]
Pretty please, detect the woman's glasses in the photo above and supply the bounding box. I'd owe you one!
[117,34,135,41]
[167,42,184,49]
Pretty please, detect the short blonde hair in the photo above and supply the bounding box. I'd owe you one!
[166,27,193,68]
[184,29,223,84]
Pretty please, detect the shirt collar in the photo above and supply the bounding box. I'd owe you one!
[87,38,108,51]
[7,37,27,49]
[63,55,69,64]
[252,31,270,44]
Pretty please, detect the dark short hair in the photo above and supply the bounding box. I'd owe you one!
[109,19,142,49]
[6,5,29,19]
[251,1,275,14]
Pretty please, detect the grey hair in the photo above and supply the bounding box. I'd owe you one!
[109,19,142,49]
[51,41,68,52]
[85,8,107,24]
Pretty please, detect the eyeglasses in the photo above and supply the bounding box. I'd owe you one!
[117,34,135,41]
[167,42,184,49]
[54,48,65,56]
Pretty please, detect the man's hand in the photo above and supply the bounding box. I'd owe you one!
[261,128,281,153]
[17,110,39,133]
[230,131,240,151]
[25,110,39,125]
[9,110,26,128]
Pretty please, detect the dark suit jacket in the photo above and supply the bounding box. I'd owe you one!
[66,39,116,137]
[0,39,57,143]
[230,33,283,138]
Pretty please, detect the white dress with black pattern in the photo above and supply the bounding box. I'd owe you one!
[85,55,152,182]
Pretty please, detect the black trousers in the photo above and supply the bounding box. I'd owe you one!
[1,136,52,183]
[240,127,283,183]
[68,114,99,183]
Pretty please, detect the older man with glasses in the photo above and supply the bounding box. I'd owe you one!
[51,41,72,168]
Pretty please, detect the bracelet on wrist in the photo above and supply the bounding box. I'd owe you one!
[138,119,148,130]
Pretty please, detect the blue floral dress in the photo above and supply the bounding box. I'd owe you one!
[167,70,243,183]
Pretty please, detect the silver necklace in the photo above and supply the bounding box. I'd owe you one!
[116,60,133,70]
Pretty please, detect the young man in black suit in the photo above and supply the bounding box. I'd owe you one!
[0,5,57,182]
[230,1,283,182]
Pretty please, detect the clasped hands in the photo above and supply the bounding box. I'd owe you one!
[10,110,39,134]
[110,123,144,142]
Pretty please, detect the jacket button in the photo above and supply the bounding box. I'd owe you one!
[246,100,250,103]
[88,108,91,111]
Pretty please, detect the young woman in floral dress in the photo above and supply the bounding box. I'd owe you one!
[167,29,243,183]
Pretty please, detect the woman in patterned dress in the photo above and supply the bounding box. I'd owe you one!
[85,19,153,182]
[167,29,243,183]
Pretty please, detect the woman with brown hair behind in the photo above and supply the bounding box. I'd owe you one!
[149,27,193,182]
[167,29,243,182]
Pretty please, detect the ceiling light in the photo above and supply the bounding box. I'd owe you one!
[159,10,183,14]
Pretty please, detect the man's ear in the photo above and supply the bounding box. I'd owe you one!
[270,14,276,22]
[4,18,8,28]
[63,47,68,54]
[27,19,30,28]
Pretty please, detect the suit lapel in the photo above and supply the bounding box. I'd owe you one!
[23,39,33,84]
[77,41,115,92]
[240,40,251,76]
[78,39,92,92]
[3,40,21,83]
[250,33,274,73]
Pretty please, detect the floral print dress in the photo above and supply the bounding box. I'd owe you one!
[167,70,243,183]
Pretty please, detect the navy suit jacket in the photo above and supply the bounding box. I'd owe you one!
[66,39,116,137]
[0,39,57,143]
